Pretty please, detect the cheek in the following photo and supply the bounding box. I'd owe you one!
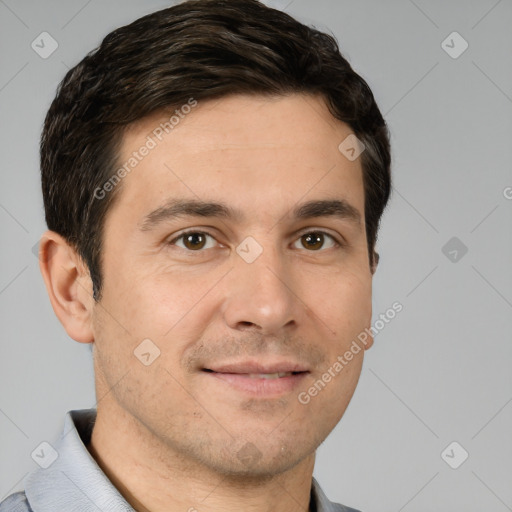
[100,268,222,371]
[101,259,190,332]
[303,265,372,341]
[302,269,370,416]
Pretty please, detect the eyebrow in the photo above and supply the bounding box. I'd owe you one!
[140,198,361,231]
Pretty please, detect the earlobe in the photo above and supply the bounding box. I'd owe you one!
[363,331,374,351]
[363,292,374,351]
[38,230,95,344]
[371,251,380,275]
[363,313,374,351]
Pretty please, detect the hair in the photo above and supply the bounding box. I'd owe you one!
[41,0,391,302]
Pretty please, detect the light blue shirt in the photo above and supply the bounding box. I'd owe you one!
[0,409,361,512]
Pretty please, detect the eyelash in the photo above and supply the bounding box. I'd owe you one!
[168,229,343,252]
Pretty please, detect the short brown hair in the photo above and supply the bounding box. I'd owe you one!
[41,0,391,301]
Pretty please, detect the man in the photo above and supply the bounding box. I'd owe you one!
[1,0,390,510]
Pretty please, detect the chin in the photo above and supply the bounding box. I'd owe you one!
[204,435,314,480]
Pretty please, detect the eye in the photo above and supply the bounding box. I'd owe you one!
[170,231,218,251]
[168,229,340,252]
[292,231,339,251]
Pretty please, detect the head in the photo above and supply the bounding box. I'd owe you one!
[39,0,391,479]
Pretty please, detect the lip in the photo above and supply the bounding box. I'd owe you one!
[204,360,309,374]
[203,370,309,397]
[201,359,310,397]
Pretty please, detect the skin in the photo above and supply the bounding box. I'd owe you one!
[39,93,377,512]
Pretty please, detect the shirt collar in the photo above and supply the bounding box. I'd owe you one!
[25,409,133,511]
[24,409,352,512]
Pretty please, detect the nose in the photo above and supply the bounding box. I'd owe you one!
[221,244,298,335]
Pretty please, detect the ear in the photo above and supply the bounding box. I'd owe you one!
[38,230,95,344]
[362,305,375,351]
[370,250,380,275]
[362,251,378,351]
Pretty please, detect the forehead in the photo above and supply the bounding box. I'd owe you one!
[109,93,364,226]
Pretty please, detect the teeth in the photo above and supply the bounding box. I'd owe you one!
[248,372,293,379]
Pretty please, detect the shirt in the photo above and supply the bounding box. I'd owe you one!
[0,409,361,512]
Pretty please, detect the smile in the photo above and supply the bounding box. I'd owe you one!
[201,368,309,396]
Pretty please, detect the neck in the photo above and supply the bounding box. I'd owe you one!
[87,401,316,512]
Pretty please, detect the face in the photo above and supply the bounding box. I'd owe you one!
[91,93,374,477]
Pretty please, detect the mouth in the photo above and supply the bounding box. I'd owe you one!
[203,369,305,379]
[201,361,310,396]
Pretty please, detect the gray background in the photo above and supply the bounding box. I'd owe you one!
[1,0,511,510]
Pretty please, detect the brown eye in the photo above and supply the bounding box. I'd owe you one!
[171,231,216,251]
[301,232,324,250]
[183,232,206,250]
[293,231,338,251]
